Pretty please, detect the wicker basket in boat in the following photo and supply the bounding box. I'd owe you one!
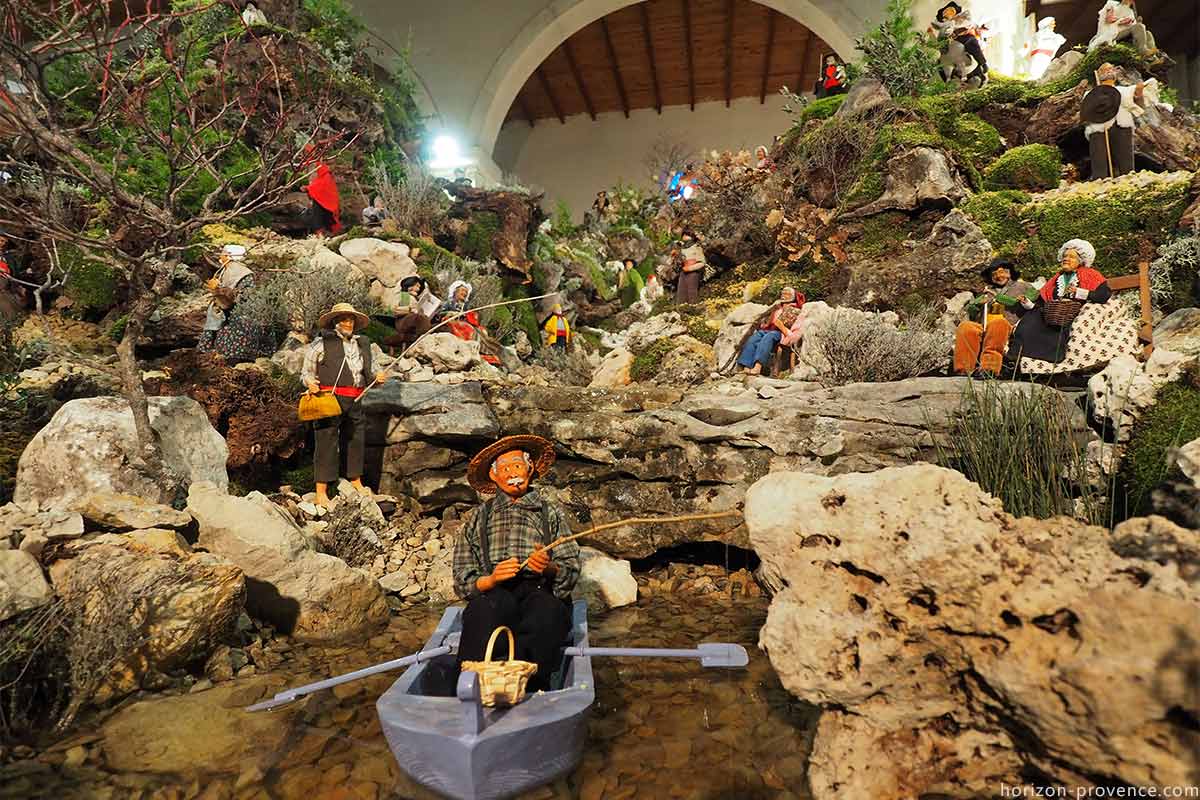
[460,626,538,707]
[1042,298,1083,327]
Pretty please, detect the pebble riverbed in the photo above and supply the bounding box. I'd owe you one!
[1,593,818,799]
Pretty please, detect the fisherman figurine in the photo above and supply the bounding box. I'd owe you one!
[1083,62,1146,180]
[301,302,390,508]
[452,435,581,692]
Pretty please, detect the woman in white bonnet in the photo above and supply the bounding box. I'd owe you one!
[198,243,270,363]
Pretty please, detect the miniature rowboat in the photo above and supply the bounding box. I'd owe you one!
[375,600,594,800]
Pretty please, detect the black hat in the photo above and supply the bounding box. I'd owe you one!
[980,257,1019,281]
[1081,84,1122,124]
[936,2,964,21]
[400,275,426,292]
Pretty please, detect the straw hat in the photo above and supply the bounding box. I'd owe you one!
[319,302,370,331]
[467,435,556,494]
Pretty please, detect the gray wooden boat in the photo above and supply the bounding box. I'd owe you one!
[376,600,594,800]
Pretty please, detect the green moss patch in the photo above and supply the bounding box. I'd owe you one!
[800,95,846,124]
[630,339,678,382]
[1118,381,1200,517]
[63,257,119,317]
[851,212,914,259]
[462,212,501,262]
[962,174,1190,279]
[983,144,1062,192]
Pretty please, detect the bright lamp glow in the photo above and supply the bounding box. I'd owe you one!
[429,134,473,170]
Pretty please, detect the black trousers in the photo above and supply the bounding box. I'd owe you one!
[675,271,701,304]
[312,394,365,484]
[1089,126,1134,180]
[956,33,988,77]
[458,577,571,692]
[307,199,336,233]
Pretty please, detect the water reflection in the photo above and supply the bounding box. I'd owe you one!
[2,594,818,800]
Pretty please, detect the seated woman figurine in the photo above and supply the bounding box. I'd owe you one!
[953,257,1036,376]
[383,276,441,354]
[735,287,805,376]
[431,280,501,365]
[199,243,273,363]
[1009,239,1112,366]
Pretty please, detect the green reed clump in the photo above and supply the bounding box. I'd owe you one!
[934,379,1106,524]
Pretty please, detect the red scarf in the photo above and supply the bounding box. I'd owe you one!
[306,163,342,229]
[1039,267,1106,302]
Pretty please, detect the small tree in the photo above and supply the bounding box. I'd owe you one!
[855,0,939,97]
[0,0,345,496]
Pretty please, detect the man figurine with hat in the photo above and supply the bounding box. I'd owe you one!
[1083,62,1146,180]
[930,2,989,86]
[953,257,1036,375]
[452,435,580,692]
[300,302,390,507]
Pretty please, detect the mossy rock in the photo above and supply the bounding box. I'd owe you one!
[108,315,129,342]
[961,173,1190,278]
[462,212,501,261]
[505,285,541,348]
[800,95,846,124]
[629,338,678,382]
[685,317,720,346]
[1118,381,1200,517]
[850,212,913,260]
[983,144,1062,192]
[198,223,255,248]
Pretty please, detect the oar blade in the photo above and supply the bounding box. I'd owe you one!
[697,643,750,668]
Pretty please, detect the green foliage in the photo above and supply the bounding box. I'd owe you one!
[962,175,1190,278]
[855,0,940,97]
[551,201,576,238]
[800,95,846,123]
[108,315,129,342]
[63,256,119,316]
[983,144,1062,192]
[630,339,678,382]
[300,0,364,74]
[959,190,1030,245]
[1149,233,1200,313]
[685,318,719,346]
[935,380,1107,524]
[462,213,501,261]
[852,212,913,259]
[279,463,315,493]
[504,285,541,348]
[1118,382,1200,517]
[363,319,393,347]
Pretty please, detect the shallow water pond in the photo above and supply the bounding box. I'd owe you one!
[2,594,817,800]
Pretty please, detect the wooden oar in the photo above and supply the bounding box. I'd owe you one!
[563,643,749,668]
[518,510,743,569]
[245,645,453,711]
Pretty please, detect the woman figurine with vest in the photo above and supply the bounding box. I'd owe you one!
[301,302,390,507]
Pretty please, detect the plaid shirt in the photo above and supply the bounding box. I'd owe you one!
[452,490,580,601]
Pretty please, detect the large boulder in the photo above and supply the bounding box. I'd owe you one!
[656,336,714,387]
[845,147,969,218]
[143,291,210,349]
[1088,349,1193,439]
[186,483,388,642]
[1153,308,1200,358]
[589,347,635,389]
[406,332,483,373]
[572,547,637,611]
[338,238,417,288]
[840,210,993,310]
[50,531,245,702]
[72,492,193,531]
[834,77,891,119]
[746,465,1200,799]
[0,550,53,623]
[15,396,228,509]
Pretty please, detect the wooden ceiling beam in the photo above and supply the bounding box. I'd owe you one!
[600,17,630,118]
[759,7,777,104]
[683,0,696,110]
[724,0,735,107]
[562,39,597,121]
[535,66,565,125]
[639,3,663,114]
[516,92,536,128]
[796,31,812,95]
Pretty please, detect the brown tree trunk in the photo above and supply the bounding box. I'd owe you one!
[115,261,175,501]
